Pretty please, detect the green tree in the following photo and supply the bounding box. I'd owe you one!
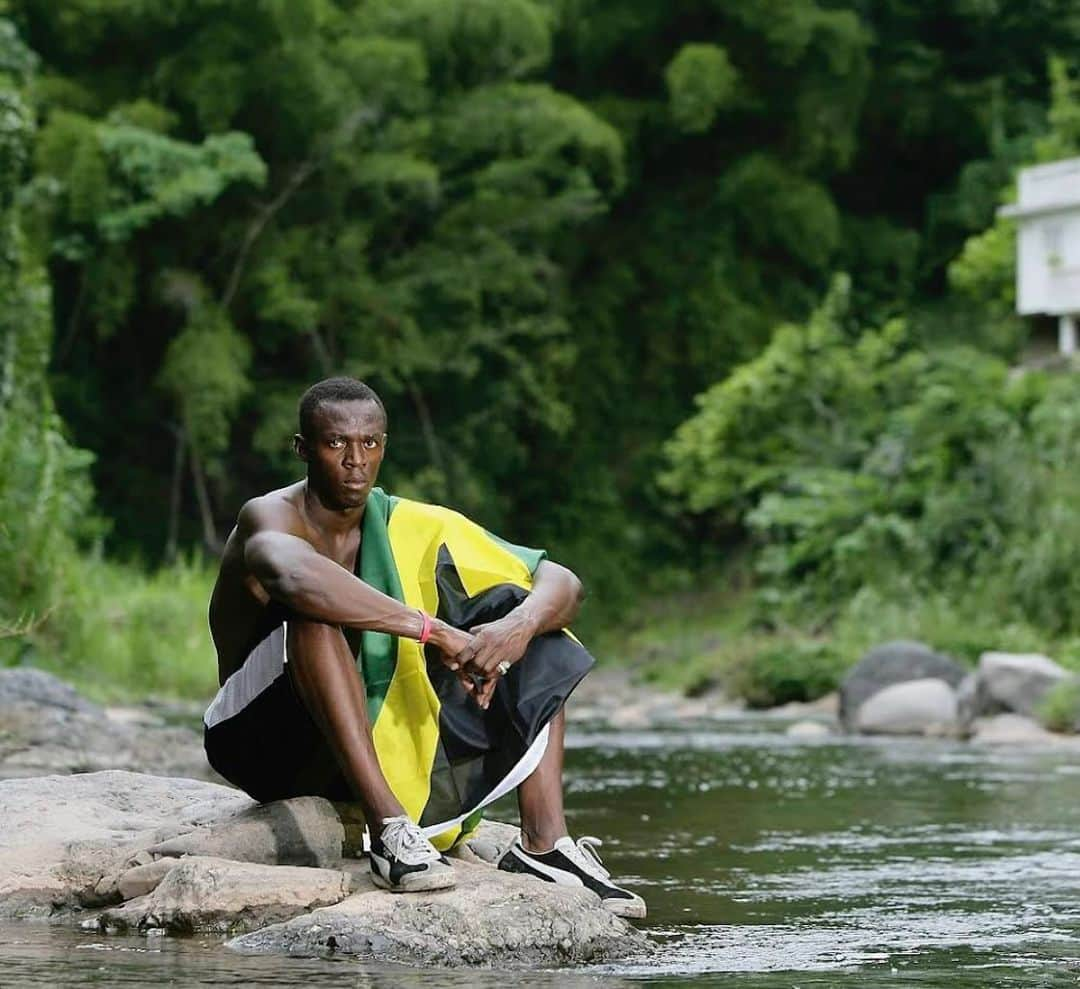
[0,20,97,653]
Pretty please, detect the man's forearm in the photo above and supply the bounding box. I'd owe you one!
[247,532,454,646]
[512,560,584,635]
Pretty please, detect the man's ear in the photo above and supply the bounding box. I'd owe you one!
[293,433,308,462]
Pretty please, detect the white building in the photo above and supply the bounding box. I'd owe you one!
[998,156,1080,354]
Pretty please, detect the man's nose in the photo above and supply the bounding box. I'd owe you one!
[343,442,367,467]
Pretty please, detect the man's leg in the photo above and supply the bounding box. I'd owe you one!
[517,707,568,851]
[286,619,405,825]
[505,705,646,917]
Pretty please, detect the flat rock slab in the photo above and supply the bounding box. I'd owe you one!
[228,858,652,968]
[97,856,355,934]
[0,770,252,918]
[970,713,1073,745]
[0,771,346,918]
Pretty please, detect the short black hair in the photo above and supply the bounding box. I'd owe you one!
[298,377,386,438]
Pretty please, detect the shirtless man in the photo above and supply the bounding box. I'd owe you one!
[203,377,644,917]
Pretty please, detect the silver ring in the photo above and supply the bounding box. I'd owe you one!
[496,660,511,676]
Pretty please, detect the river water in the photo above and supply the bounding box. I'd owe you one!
[3,715,1080,987]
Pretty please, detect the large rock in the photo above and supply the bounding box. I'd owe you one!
[0,668,212,780]
[0,771,346,918]
[839,641,966,729]
[973,652,1071,717]
[97,857,355,934]
[0,770,252,918]
[853,678,960,736]
[228,858,651,968]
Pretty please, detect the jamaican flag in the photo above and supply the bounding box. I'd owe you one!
[344,488,594,850]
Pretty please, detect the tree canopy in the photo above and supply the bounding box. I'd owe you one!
[1,0,1078,650]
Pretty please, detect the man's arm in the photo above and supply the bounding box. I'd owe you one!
[240,499,471,656]
[453,559,585,708]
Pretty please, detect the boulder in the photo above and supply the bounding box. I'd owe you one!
[96,857,355,934]
[0,770,252,918]
[853,678,960,736]
[227,858,651,968]
[0,667,211,781]
[839,641,966,729]
[973,652,1070,717]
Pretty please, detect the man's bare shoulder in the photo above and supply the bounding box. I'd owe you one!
[236,481,308,540]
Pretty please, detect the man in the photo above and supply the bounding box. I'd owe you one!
[203,376,644,918]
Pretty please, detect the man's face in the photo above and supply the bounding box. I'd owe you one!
[297,399,387,510]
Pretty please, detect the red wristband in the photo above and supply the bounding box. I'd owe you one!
[417,610,433,645]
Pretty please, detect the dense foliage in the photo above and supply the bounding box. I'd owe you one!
[0,23,97,653]
[2,1,1080,696]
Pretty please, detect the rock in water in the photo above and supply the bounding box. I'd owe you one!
[853,678,960,736]
[785,720,831,739]
[969,713,1060,744]
[973,652,1070,717]
[840,641,966,730]
[227,858,652,968]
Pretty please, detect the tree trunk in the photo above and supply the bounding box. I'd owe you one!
[190,448,224,555]
[407,378,457,503]
[164,426,187,563]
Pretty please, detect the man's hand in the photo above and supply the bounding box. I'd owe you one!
[427,620,482,701]
[452,611,537,710]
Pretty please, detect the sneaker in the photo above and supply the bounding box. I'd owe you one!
[498,835,646,919]
[369,815,456,892]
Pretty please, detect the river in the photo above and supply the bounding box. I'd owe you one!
[3,715,1079,986]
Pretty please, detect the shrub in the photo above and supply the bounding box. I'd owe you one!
[1037,678,1080,734]
[729,640,845,709]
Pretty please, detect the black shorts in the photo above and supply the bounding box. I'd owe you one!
[203,623,351,803]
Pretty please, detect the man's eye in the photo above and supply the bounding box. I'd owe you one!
[329,438,344,448]
[363,438,378,449]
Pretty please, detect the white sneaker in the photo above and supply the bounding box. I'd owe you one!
[369,815,456,892]
[498,835,646,919]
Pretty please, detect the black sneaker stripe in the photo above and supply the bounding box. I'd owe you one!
[501,845,633,901]
[369,847,433,886]
[499,847,562,883]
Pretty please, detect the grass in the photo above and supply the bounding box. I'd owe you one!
[20,554,220,703]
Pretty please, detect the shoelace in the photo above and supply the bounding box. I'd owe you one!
[567,835,611,881]
[381,816,437,864]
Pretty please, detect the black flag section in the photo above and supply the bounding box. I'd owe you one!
[419,544,595,830]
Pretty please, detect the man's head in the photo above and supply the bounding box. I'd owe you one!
[294,377,388,510]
